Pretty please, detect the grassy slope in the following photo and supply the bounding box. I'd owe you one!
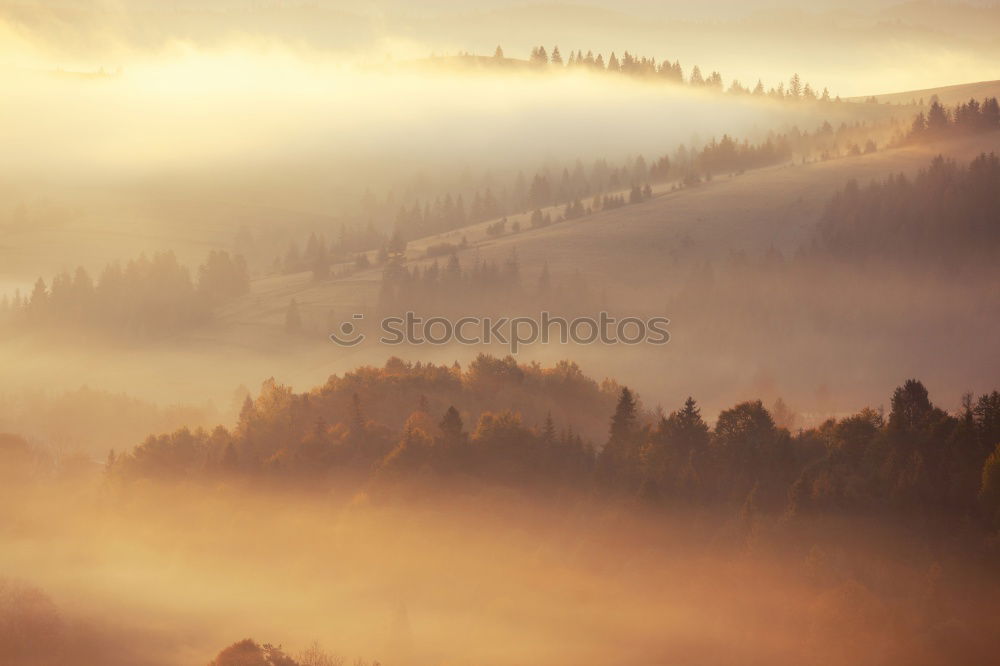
[221,128,1000,333]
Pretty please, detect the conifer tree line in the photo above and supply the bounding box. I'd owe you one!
[271,119,896,278]
[253,79,973,282]
[0,250,249,338]
[905,96,1000,141]
[106,355,1000,533]
[816,152,1000,267]
[515,45,834,102]
[392,114,894,236]
[375,249,602,319]
[274,222,387,278]
[384,131,802,244]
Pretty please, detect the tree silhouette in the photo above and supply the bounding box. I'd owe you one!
[789,73,802,98]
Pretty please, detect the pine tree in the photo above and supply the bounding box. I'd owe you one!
[789,73,802,98]
[445,252,461,282]
[668,397,709,457]
[440,406,463,439]
[530,46,548,66]
[927,100,949,133]
[689,65,704,86]
[599,387,642,485]
[541,412,557,447]
[610,387,638,443]
[983,97,1000,129]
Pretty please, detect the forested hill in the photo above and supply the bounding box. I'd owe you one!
[815,151,1000,267]
[107,355,1000,537]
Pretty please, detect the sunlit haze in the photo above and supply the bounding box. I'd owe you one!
[2,2,1000,665]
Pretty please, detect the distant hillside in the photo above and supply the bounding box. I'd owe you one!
[852,80,1000,106]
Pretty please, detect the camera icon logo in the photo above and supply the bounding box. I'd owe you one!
[329,313,366,347]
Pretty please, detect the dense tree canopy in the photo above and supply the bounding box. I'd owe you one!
[817,152,1000,267]
[107,357,1000,536]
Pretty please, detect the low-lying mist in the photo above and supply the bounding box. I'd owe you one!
[2,51,839,185]
[3,471,999,666]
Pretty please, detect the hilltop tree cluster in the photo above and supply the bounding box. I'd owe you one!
[108,356,1000,534]
[906,97,1000,141]
[520,45,832,101]
[108,355,614,487]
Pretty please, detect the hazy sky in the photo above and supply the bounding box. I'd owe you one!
[3,1,1000,95]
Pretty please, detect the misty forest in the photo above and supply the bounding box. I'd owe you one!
[2,2,1000,665]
